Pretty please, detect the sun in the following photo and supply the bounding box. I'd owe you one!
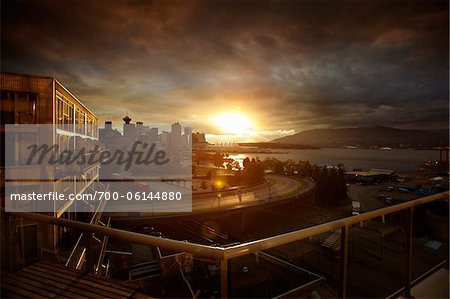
[214,112,253,134]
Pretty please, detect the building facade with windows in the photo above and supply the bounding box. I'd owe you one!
[1,72,102,269]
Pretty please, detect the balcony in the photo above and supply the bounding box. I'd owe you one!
[3,165,41,185]
[3,191,448,298]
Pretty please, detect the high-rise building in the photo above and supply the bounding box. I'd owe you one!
[171,122,182,148]
[105,120,113,130]
[160,131,170,145]
[123,115,136,145]
[150,127,159,143]
[136,121,145,142]
[0,72,102,268]
[99,120,121,142]
[184,126,192,146]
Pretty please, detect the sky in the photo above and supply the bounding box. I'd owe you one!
[1,0,449,142]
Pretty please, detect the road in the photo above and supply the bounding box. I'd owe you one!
[104,175,315,214]
[347,184,384,213]
[190,175,314,212]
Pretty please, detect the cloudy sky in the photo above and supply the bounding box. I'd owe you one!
[1,0,448,141]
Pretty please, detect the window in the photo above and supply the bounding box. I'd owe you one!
[0,92,15,124]
[18,133,37,165]
[86,116,98,138]
[57,134,72,155]
[93,119,98,138]
[86,117,92,137]
[56,95,74,132]
[67,102,74,131]
[16,94,36,124]
[75,108,86,134]
[4,132,38,166]
[56,95,64,127]
[0,92,36,124]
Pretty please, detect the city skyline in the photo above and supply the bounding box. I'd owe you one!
[1,0,449,142]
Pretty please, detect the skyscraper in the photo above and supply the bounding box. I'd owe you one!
[171,122,182,148]
[123,115,136,146]
[150,127,159,143]
[184,126,192,146]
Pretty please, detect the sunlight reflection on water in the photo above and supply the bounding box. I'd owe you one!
[227,148,440,172]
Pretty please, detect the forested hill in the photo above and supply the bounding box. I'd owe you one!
[273,126,449,148]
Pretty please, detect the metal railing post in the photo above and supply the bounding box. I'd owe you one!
[1,213,13,271]
[339,225,349,298]
[85,232,94,273]
[404,207,414,298]
[220,258,228,298]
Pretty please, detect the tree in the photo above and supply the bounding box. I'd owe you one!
[298,160,313,177]
[273,160,284,174]
[200,180,208,190]
[285,159,296,175]
[241,157,265,184]
[243,157,250,169]
[312,165,348,206]
[194,150,210,165]
[212,152,225,168]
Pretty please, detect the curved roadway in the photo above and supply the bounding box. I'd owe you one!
[190,175,315,212]
[104,175,315,214]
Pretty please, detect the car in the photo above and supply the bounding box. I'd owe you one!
[385,197,395,205]
[385,197,409,205]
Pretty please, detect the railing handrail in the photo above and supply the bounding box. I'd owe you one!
[7,191,448,261]
[9,210,226,258]
[222,191,448,259]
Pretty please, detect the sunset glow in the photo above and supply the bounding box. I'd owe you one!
[214,112,253,135]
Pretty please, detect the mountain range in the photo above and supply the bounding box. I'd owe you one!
[273,126,449,148]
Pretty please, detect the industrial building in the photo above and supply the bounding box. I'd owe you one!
[345,168,395,184]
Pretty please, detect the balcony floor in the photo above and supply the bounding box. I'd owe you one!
[410,267,449,298]
[1,261,145,298]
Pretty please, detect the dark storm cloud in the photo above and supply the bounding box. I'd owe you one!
[1,0,448,138]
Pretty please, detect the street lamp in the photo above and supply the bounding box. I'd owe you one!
[217,193,221,208]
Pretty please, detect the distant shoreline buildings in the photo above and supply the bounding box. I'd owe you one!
[99,117,207,149]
